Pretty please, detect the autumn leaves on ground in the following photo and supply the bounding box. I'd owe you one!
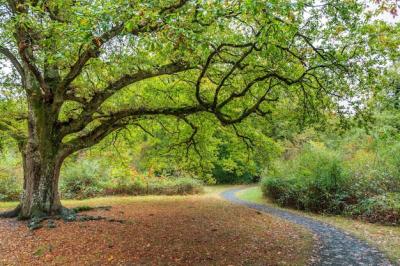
[0,188,314,265]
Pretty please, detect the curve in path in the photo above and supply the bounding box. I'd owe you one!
[221,188,393,266]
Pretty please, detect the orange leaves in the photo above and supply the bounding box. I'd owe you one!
[0,196,313,265]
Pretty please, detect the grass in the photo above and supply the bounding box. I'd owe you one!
[0,201,19,210]
[237,186,400,264]
[0,195,185,211]
[0,185,241,211]
[0,185,314,265]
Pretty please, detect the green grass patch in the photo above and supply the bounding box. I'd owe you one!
[236,186,266,204]
[0,185,232,211]
[0,201,19,210]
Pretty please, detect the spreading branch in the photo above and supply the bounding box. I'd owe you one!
[0,45,25,79]
[57,0,191,94]
[59,61,193,137]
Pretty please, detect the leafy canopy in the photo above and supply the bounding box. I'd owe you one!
[0,0,392,162]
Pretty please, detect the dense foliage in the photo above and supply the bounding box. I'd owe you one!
[3,0,378,218]
[0,154,204,200]
[0,0,399,224]
[261,115,400,225]
[0,148,21,201]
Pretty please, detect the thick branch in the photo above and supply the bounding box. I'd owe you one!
[61,104,206,153]
[106,105,206,122]
[19,45,49,96]
[11,2,50,97]
[61,121,125,154]
[57,23,125,93]
[59,62,193,137]
[212,44,255,109]
[86,61,192,109]
[57,0,191,94]
[195,42,254,107]
[215,81,277,125]
[0,45,25,79]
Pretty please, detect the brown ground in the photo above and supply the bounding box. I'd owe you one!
[0,194,314,265]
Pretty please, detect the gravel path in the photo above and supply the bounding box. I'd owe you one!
[221,188,394,266]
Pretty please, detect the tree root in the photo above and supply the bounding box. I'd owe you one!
[27,206,124,231]
[72,205,112,213]
[0,205,21,218]
[1,204,121,230]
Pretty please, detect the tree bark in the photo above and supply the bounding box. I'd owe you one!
[16,89,65,219]
[18,144,64,219]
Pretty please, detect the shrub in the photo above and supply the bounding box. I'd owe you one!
[59,158,203,199]
[0,149,22,201]
[60,159,108,199]
[261,142,349,214]
[149,177,204,195]
[261,134,400,224]
[0,173,21,201]
[105,175,203,196]
[261,177,302,208]
[344,145,400,201]
[347,193,400,225]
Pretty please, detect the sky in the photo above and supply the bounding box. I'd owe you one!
[366,0,400,23]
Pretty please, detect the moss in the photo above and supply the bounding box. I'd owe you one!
[72,206,94,213]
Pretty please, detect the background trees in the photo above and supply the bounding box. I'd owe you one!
[0,0,394,218]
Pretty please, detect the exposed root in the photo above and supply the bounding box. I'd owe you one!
[0,205,21,218]
[2,205,122,230]
[27,206,124,231]
[72,205,112,213]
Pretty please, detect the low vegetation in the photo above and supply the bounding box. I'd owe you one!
[60,159,203,199]
[261,127,400,225]
[237,186,400,264]
[0,156,204,201]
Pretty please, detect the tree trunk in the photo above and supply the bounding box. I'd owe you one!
[17,92,66,219]
[0,54,70,220]
[18,144,64,219]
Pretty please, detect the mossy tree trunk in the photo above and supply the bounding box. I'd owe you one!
[19,142,64,219]
[18,92,66,219]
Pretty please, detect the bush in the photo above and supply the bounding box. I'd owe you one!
[105,175,204,196]
[344,143,400,201]
[261,142,349,214]
[60,159,108,199]
[58,157,204,199]
[347,193,400,225]
[261,136,400,225]
[261,178,302,208]
[0,149,22,201]
[0,173,21,201]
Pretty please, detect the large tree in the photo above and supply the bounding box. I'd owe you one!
[0,0,376,219]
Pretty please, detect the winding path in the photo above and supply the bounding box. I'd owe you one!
[221,188,394,266]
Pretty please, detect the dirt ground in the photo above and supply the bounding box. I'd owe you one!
[0,194,314,265]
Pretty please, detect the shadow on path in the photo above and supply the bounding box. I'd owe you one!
[221,188,393,266]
